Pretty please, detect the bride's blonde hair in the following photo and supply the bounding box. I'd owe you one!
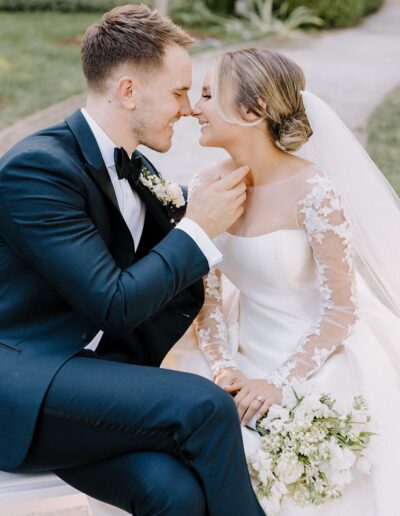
[212,48,313,152]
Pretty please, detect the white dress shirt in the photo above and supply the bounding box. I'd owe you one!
[80,109,222,349]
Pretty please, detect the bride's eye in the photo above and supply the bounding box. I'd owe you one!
[202,94,211,100]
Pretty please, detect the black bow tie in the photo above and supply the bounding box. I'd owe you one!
[114,147,142,185]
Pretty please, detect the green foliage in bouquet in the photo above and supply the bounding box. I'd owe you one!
[274,0,366,28]
[0,0,148,11]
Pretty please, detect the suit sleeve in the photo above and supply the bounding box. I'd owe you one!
[0,150,209,335]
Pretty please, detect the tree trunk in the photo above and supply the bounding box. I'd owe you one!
[154,0,169,14]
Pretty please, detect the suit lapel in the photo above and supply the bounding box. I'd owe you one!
[130,151,175,234]
[65,110,119,211]
[133,179,174,234]
[65,110,174,242]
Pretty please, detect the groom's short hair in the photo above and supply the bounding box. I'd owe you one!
[81,4,194,92]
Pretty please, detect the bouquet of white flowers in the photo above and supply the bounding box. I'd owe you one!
[248,380,374,515]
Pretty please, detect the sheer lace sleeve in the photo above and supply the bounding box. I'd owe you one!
[194,268,239,378]
[188,168,239,377]
[266,173,358,388]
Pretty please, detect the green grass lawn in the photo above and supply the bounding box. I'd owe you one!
[367,85,400,195]
[0,12,103,130]
[0,11,233,130]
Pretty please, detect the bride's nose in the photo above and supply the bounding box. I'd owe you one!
[191,101,202,118]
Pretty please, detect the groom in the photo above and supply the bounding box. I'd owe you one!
[0,4,265,516]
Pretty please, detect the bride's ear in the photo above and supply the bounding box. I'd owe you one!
[242,109,261,123]
[241,97,267,123]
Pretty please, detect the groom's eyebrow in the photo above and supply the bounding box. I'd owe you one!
[173,86,190,93]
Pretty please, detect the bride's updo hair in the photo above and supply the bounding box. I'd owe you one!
[212,49,313,152]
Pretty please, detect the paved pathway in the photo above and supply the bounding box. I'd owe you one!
[1,0,399,184]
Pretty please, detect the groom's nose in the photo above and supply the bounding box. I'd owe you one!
[179,93,192,117]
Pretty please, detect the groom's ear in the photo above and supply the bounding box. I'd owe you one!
[116,76,138,110]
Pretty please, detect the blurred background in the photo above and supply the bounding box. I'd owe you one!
[0,0,399,191]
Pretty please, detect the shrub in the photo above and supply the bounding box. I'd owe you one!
[276,0,366,28]
[0,0,147,11]
[363,0,384,15]
[205,0,236,14]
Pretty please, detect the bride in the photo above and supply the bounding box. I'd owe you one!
[163,49,400,515]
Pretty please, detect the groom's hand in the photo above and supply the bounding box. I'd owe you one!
[185,166,249,239]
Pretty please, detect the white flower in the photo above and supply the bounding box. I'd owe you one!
[293,404,315,428]
[248,390,373,512]
[260,494,281,516]
[356,456,372,475]
[263,404,290,433]
[351,409,369,424]
[140,168,185,209]
[319,440,356,487]
[281,384,297,408]
[167,182,185,207]
[275,452,304,484]
[325,466,353,488]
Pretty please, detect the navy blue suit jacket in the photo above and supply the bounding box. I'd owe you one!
[0,110,208,471]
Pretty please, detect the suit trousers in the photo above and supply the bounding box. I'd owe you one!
[19,353,264,516]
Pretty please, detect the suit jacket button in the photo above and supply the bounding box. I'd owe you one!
[81,332,91,343]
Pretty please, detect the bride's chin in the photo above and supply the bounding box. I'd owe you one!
[199,136,217,148]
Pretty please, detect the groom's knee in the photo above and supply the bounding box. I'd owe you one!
[182,376,240,437]
[180,373,238,420]
[126,452,206,516]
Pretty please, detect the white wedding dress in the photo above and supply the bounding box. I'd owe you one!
[163,165,400,516]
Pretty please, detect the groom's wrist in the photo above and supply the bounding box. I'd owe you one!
[176,218,222,268]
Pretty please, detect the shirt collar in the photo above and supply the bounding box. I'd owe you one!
[81,108,117,169]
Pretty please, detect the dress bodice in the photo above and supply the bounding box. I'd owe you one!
[192,166,358,387]
[214,230,322,369]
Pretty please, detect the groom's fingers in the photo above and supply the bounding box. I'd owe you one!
[218,166,249,190]
[232,192,247,208]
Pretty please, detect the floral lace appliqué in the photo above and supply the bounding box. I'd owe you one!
[266,173,358,388]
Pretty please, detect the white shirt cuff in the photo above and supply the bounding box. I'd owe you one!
[176,218,222,269]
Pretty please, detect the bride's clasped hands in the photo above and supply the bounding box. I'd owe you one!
[216,368,282,426]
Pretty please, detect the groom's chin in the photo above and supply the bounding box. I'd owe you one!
[144,139,172,153]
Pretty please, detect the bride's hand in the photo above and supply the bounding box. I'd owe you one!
[214,368,248,389]
[225,379,282,426]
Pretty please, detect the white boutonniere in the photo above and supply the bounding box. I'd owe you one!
[140,167,185,211]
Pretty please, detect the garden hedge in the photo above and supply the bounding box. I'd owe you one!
[0,0,146,11]
[275,0,384,28]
